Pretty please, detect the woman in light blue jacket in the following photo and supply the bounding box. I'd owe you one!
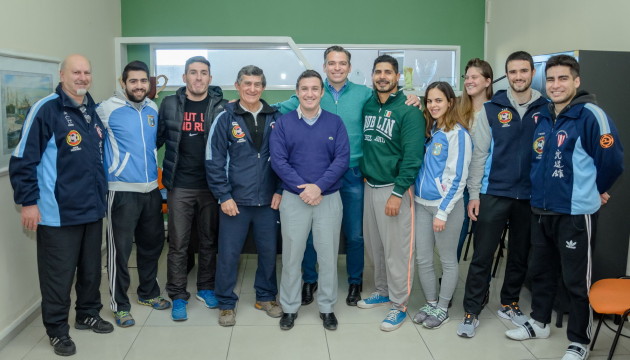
[412,82,472,329]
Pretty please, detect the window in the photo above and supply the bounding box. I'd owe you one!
[115,37,460,93]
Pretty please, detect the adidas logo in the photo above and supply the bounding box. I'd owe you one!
[565,240,577,250]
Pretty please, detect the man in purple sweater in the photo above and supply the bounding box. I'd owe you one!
[270,70,350,331]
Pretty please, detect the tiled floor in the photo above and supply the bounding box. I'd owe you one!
[1,250,629,360]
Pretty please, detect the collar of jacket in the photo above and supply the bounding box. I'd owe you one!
[175,85,224,104]
[112,91,153,108]
[548,90,597,121]
[372,88,405,106]
[56,83,95,109]
[231,99,276,115]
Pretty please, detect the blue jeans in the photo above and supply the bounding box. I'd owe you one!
[301,167,364,285]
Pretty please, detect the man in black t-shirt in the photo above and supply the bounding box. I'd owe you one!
[157,56,228,321]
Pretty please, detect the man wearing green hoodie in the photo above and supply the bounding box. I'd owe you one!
[357,55,424,332]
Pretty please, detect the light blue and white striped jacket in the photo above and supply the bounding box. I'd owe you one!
[414,123,472,221]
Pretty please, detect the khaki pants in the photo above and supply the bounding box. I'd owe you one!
[363,185,415,311]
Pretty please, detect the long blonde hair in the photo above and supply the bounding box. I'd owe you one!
[458,58,493,125]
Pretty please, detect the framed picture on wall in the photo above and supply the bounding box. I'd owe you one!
[0,50,60,175]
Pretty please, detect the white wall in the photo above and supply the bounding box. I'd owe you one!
[485,0,630,77]
[0,0,120,345]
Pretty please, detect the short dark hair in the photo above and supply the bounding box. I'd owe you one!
[324,46,351,64]
[505,51,534,72]
[373,55,399,74]
[545,54,580,78]
[296,69,324,89]
[122,60,149,82]
[185,56,210,74]
[236,65,266,87]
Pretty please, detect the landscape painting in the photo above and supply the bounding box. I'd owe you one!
[2,71,53,155]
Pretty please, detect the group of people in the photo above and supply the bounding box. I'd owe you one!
[8,45,623,360]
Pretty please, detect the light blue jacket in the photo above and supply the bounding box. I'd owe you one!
[414,123,472,221]
[97,93,159,192]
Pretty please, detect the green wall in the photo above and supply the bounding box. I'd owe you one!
[121,0,485,84]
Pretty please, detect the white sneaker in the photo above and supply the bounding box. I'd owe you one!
[505,319,550,340]
[561,343,589,360]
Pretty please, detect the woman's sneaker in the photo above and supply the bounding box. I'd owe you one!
[505,319,550,340]
[412,303,436,324]
[423,307,449,329]
[498,302,528,325]
[457,312,479,338]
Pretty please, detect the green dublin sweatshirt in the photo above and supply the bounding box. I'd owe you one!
[360,89,425,197]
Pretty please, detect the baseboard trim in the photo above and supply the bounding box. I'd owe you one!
[0,300,41,350]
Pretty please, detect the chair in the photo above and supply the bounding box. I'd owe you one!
[589,278,630,360]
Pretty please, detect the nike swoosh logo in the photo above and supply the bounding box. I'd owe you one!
[189,133,199,136]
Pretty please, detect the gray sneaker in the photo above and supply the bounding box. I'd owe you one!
[457,313,479,338]
[412,303,436,324]
[423,307,449,329]
[498,302,528,325]
[255,301,283,318]
[219,309,236,327]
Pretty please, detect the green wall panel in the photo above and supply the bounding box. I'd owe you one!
[121,0,485,77]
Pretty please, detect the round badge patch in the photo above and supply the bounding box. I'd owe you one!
[66,130,82,146]
[231,125,245,139]
[533,136,545,154]
[600,134,614,148]
[498,110,512,124]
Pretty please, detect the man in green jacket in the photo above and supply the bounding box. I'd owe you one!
[357,55,424,332]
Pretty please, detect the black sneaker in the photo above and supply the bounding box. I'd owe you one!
[49,335,76,356]
[75,314,114,333]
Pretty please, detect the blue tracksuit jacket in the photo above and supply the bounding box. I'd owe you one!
[9,84,107,226]
[530,91,623,214]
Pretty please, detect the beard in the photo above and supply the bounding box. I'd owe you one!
[76,88,87,96]
[125,88,147,102]
[374,80,397,94]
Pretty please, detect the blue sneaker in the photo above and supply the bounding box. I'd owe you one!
[357,292,390,309]
[380,309,407,331]
[196,290,218,309]
[171,299,188,321]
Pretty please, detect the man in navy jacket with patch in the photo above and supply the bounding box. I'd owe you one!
[506,54,623,360]
[9,54,113,357]
[206,65,282,327]
[459,51,549,338]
